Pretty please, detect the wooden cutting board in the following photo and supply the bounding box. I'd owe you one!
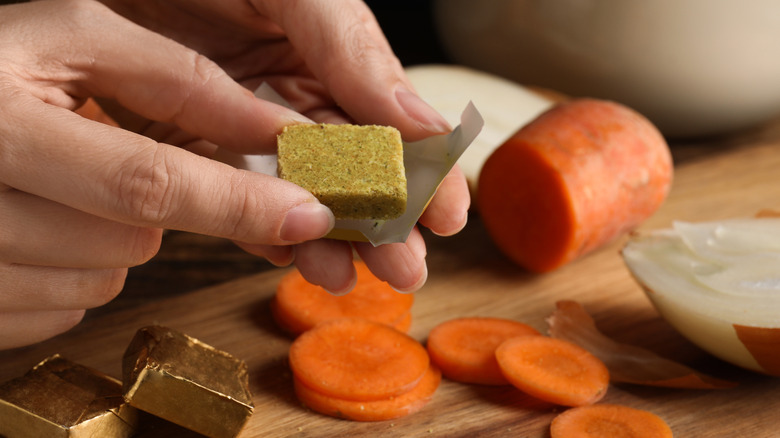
[3,126,780,437]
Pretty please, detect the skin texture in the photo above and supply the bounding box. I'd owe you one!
[0,0,468,349]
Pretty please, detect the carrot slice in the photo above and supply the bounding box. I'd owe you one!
[393,311,413,334]
[288,318,429,401]
[294,364,441,421]
[548,300,737,389]
[477,98,672,272]
[495,336,609,407]
[550,404,673,438]
[426,317,541,385]
[272,260,414,335]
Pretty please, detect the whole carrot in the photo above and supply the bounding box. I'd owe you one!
[477,99,672,272]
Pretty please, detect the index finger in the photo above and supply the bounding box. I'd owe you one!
[0,1,333,244]
[256,0,452,141]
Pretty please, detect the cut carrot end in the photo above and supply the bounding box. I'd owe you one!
[273,260,414,336]
[496,336,609,407]
[427,317,541,385]
[550,404,673,438]
[477,99,672,273]
[478,142,576,272]
[294,364,441,422]
[289,318,430,402]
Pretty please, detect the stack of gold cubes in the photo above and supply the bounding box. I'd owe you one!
[0,326,254,438]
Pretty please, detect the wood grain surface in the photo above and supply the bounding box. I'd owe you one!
[3,119,780,437]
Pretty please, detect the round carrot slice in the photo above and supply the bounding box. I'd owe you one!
[294,364,441,422]
[550,404,673,438]
[495,336,609,406]
[427,317,540,385]
[289,318,429,401]
[272,260,414,335]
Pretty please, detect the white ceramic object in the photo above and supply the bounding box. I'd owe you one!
[434,0,780,138]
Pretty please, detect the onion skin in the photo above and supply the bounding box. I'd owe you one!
[733,325,780,376]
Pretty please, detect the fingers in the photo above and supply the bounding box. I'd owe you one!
[0,189,162,268]
[0,309,85,351]
[0,1,336,246]
[354,227,428,293]
[0,263,127,311]
[233,241,295,267]
[419,165,471,236]
[257,0,451,141]
[0,92,334,245]
[69,1,311,154]
[293,239,357,295]
[4,0,309,154]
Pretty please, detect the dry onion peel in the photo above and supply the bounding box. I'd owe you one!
[547,300,737,389]
[622,217,780,376]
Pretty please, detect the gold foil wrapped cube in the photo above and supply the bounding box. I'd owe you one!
[0,355,139,438]
[122,326,253,438]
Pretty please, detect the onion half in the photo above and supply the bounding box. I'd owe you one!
[622,218,780,376]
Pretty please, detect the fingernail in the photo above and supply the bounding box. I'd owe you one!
[325,273,357,296]
[432,210,469,237]
[280,203,335,242]
[395,86,452,134]
[392,262,428,293]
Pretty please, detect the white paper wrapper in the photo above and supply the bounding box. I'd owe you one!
[234,83,483,246]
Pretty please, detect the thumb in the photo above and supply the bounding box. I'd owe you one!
[0,0,333,244]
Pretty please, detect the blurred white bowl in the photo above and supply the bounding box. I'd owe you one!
[434,0,780,138]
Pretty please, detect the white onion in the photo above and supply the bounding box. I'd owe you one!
[405,64,554,195]
[624,218,780,326]
[622,218,780,374]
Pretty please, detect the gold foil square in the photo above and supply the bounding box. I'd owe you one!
[0,355,139,438]
[122,326,253,438]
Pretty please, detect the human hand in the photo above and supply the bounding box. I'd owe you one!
[0,0,335,349]
[99,0,470,292]
[0,0,468,349]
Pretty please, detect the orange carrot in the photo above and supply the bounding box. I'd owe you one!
[393,311,413,334]
[293,364,441,422]
[426,317,541,385]
[477,98,673,272]
[75,98,118,127]
[550,404,673,438]
[495,335,609,407]
[272,260,414,335]
[288,318,429,402]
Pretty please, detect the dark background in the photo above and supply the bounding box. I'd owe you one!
[364,0,452,66]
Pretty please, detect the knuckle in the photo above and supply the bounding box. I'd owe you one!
[167,52,224,123]
[216,172,266,242]
[115,148,181,226]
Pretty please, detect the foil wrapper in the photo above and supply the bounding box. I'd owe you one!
[122,326,253,438]
[217,83,484,245]
[0,355,139,438]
